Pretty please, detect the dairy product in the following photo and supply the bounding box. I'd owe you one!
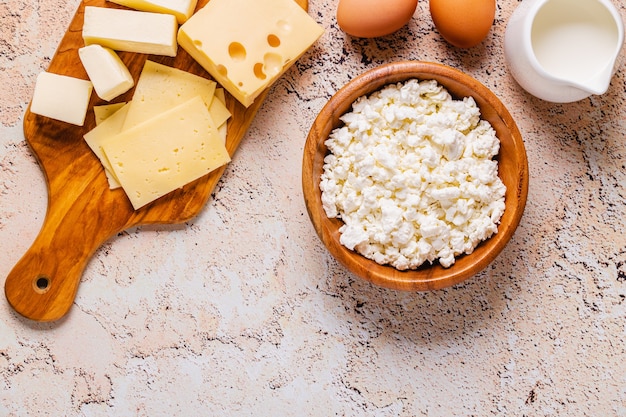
[102,96,230,209]
[123,60,218,129]
[83,61,231,202]
[93,102,127,124]
[320,79,506,269]
[78,44,134,101]
[178,0,324,107]
[30,72,93,126]
[213,88,228,143]
[107,0,198,23]
[209,88,231,129]
[82,6,178,57]
[84,103,131,189]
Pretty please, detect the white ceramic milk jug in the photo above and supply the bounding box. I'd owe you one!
[504,0,624,103]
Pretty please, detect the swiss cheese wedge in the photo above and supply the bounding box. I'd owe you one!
[178,0,324,107]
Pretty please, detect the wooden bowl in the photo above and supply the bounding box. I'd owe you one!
[302,61,528,291]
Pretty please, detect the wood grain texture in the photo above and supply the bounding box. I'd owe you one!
[5,0,309,322]
[302,61,529,291]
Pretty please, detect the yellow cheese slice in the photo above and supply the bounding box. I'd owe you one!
[178,0,324,107]
[214,88,226,105]
[208,90,231,128]
[84,103,132,189]
[94,102,127,125]
[107,0,198,24]
[214,88,228,143]
[123,60,217,129]
[103,96,231,209]
[82,6,178,57]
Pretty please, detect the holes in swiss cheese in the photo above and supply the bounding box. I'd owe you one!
[267,34,281,48]
[253,53,283,81]
[276,19,292,33]
[227,35,284,83]
[228,42,246,61]
[253,63,266,80]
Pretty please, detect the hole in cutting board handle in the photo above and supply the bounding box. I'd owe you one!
[33,275,51,294]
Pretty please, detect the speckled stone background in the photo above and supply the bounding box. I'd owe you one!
[2,0,626,415]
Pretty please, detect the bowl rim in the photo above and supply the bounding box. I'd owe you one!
[302,60,529,291]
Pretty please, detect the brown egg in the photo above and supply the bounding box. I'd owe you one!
[429,0,496,48]
[337,0,418,38]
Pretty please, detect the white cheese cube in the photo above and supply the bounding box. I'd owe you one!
[78,45,134,101]
[107,0,198,24]
[82,6,178,57]
[30,72,93,126]
[102,96,231,209]
[178,0,324,107]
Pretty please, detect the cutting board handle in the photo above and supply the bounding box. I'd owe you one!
[5,238,87,323]
[4,179,125,322]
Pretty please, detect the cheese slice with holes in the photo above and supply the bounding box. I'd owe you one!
[178,0,324,107]
[102,96,230,209]
[83,6,178,57]
[107,0,198,24]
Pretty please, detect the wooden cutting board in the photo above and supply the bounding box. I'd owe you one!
[5,0,308,322]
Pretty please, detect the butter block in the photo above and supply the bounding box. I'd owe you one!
[84,103,132,189]
[107,0,198,24]
[103,96,231,209]
[178,0,324,107]
[78,44,134,101]
[123,60,217,129]
[94,102,127,125]
[30,72,93,126]
[83,6,178,57]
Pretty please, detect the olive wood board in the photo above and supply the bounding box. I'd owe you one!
[5,0,308,322]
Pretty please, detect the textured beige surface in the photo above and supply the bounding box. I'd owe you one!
[2,0,626,416]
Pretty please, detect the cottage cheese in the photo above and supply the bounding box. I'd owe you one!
[319,79,506,269]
